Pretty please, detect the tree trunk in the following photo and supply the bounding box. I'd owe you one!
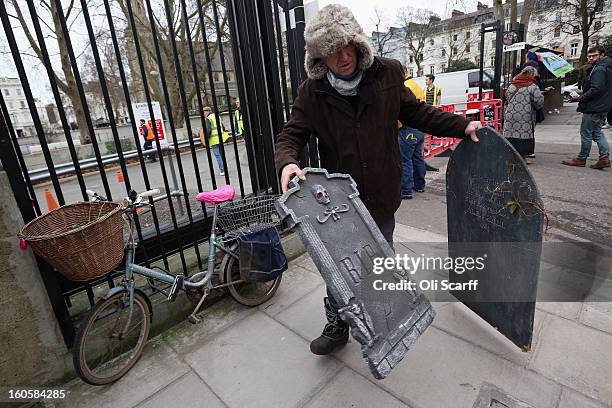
[511,0,518,24]
[50,0,90,144]
[579,0,589,65]
[520,0,535,36]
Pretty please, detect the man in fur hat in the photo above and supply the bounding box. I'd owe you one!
[274,4,482,355]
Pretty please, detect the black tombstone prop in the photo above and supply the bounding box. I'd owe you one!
[446,127,544,350]
[276,168,435,379]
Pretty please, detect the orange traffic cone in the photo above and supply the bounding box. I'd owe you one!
[44,188,59,212]
[116,171,128,199]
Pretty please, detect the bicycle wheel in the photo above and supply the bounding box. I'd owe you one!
[223,248,282,306]
[73,290,151,385]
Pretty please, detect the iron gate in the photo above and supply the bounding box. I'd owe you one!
[0,0,310,347]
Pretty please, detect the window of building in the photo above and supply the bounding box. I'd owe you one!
[554,26,561,37]
[555,11,561,22]
[409,68,414,77]
[430,65,435,74]
[430,38,434,45]
[466,31,471,39]
[441,64,446,72]
[490,55,495,67]
[591,37,600,46]
[20,101,26,109]
[442,48,446,57]
[594,21,602,31]
[475,56,480,66]
[453,46,458,55]
[453,34,458,41]
[16,88,22,96]
[409,55,414,63]
[491,39,496,48]
[3,89,9,96]
[538,15,545,24]
[537,30,543,41]
[505,8,510,17]
[7,101,13,109]
[570,42,578,57]
[595,0,604,12]
[466,44,471,53]
[419,53,423,61]
[573,25,580,34]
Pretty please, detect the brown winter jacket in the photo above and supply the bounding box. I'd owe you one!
[275,57,470,225]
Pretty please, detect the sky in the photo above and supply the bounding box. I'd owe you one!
[315,0,493,33]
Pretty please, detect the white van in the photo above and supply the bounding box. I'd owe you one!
[412,68,495,104]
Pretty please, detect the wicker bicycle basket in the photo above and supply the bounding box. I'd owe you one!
[18,202,126,282]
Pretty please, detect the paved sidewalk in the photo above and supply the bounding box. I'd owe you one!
[59,223,612,408]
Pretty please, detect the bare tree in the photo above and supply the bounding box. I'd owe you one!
[398,7,440,75]
[370,8,401,58]
[116,0,230,125]
[520,0,536,34]
[7,0,100,144]
[493,0,505,29]
[539,0,610,64]
[443,29,476,69]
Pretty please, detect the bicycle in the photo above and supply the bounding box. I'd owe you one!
[73,186,285,385]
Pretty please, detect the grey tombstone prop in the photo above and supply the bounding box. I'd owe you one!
[446,127,544,350]
[276,168,435,379]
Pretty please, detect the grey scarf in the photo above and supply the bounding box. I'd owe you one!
[326,69,363,96]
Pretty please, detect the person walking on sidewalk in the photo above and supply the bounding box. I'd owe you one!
[502,66,544,165]
[274,4,482,357]
[199,106,230,176]
[398,68,426,198]
[562,45,612,169]
[139,119,157,162]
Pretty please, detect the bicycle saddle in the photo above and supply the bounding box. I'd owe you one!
[196,185,235,205]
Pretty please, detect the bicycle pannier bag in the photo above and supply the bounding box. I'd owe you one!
[238,226,287,282]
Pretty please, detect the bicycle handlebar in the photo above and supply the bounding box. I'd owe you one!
[139,189,160,198]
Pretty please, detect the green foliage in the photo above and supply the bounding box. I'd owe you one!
[446,59,478,72]
[105,138,133,155]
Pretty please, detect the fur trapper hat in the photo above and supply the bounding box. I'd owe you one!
[304,4,374,80]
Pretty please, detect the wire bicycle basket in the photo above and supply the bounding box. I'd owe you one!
[216,194,282,244]
[18,202,126,282]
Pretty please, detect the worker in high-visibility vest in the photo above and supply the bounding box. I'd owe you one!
[423,74,442,106]
[234,98,244,136]
[139,119,157,162]
[399,68,426,199]
[199,106,231,176]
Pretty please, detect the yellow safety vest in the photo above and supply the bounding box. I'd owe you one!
[200,115,230,146]
[399,79,426,128]
[234,110,244,134]
[423,85,442,106]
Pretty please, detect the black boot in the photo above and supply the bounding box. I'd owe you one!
[310,297,349,355]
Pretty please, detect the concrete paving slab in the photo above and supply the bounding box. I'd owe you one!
[304,367,409,408]
[535,302,582,321]
[334,326,561,408]
[162,297,256,357]
[557,387,607,408]
[579,302,612,334]
[530,314,612,404]
[431,302,546,366]
[58,340,191,408]
[295,255,320,275]
[183,311,342,408]
[135,371,225,408]
[258,265,324,317]
[274,284,328,342]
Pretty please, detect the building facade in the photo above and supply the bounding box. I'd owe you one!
[387,0,612,77]
[0,77,48,138]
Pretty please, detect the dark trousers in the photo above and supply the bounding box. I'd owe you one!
[327,216,395,311]
[398,127,426,195]
[143,139,157,160]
